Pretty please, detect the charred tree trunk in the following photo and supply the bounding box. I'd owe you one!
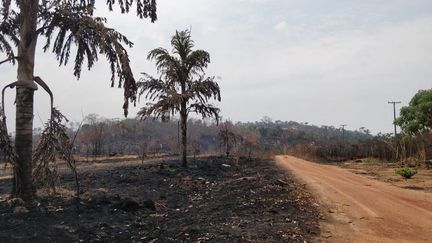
[180,101,187,167]
[13,0,39,200]
[14,88,36,199]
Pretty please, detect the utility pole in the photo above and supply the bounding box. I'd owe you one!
[340,124,347,142]
[388,101,401,137]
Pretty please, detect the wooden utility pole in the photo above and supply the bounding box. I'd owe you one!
[388,101,401,137]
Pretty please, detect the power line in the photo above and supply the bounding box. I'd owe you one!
[388,101,401,137]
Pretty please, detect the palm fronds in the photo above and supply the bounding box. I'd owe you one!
[0,9,19,65]
[138,29,221,122]
[0,0,157,116]
[40,8,137,115]
[33,108,80,196]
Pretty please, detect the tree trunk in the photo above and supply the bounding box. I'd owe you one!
[13,0,39,200]
[180,102,187,167]
[226,142,229,157]
[14,88,36,199]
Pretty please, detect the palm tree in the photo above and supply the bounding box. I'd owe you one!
[0,0,157,201]
[138,30,221,167]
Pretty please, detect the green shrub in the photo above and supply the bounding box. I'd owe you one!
[395,166,417,179]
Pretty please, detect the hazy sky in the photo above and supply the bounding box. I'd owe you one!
[1,0,431,134]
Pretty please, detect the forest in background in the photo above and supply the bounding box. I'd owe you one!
[13,114,423,165]
[45,113,427,164]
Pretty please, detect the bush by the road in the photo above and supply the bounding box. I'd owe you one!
[395,166,418,179]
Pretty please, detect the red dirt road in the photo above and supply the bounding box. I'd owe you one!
[275,156,432,243]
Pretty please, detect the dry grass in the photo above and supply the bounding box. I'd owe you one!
[340,160,432,193]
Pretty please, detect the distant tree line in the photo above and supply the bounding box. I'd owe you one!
[70,115,220,160]
[1,111,427,166]
[30,115,376,161]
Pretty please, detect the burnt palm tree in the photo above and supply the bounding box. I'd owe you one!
[138,30,221,167]
[0,0,157,201]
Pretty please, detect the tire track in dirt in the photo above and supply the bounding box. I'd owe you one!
[275,155,432,243]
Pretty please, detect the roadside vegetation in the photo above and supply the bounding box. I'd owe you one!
[395,166,418,179]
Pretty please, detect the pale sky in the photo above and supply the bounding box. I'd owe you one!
[1,0,431,134]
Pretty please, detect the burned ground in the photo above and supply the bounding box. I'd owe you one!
[0,157,320,242]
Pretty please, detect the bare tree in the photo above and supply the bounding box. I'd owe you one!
[81,114,106,157]
[244,130,259,159]
[218,120,238,157]
[0,0,157,201]
[138,30,221,167]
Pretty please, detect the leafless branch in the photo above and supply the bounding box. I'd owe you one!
[0,55,19,65]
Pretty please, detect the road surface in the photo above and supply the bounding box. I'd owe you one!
[275,155,432,243]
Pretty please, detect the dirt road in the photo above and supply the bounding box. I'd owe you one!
[275,156,432,243]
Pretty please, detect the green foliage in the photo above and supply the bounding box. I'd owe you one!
[395,166,417,179]
[396,89,432,135]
